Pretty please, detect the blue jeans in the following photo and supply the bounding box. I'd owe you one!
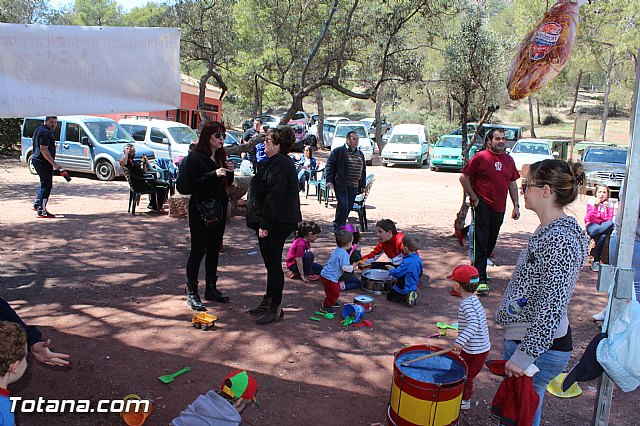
[333,186,358,232]
[288,251,323,275]
[298,169,310,191]
[586,221,614,261]
[608,230,640,301]
[504,340,571,426]
[33,159,53,214]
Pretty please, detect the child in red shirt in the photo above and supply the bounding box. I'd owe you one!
[286,221,323,282]
[360,219,405,268]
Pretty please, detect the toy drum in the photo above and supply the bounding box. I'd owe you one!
[353,295,375,312]
[361,269,393,294]
[388,345,467,426]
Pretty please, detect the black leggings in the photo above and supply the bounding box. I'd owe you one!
[258,225,295,305]
[186,205,226,284]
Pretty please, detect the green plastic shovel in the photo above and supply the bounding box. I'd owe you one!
[159,367,190,384]
[436,322,458,330]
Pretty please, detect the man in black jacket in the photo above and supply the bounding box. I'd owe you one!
[31,116,62,218]
[325,131,366,232]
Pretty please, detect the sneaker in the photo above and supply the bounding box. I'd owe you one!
[407,291,418,306]
[32,204,38,211]
[289,271,301,280]
[591,261,600,272]
[476,282,490,296]
[592,309,605,321]
[36,211,56,218]
[307,274,320,281]
[487,258,494,267]
[460,399,471,410]
[332,301,341,308]
[339,281,346,290]
[450,289,461,298]
[320,305,335,314]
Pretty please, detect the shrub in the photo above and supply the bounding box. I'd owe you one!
[0,118,21,155]
[542,113,563,125]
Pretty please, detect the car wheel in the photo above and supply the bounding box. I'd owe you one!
[26,153,38,175]
[430,166,436,171]
[95,159,116,181]
[193,322,201,329]
[202,324,209,331]
[382,161,388,167]
[366,159,372,166]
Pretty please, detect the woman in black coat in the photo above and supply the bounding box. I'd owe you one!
[246,126,302,324]
[185,121,234,311]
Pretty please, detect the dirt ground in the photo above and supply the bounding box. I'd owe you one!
[1,150,638,426]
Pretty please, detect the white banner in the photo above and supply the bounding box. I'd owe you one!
[0,24,181,117]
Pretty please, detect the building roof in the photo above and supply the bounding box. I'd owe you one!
[180,74,223,100]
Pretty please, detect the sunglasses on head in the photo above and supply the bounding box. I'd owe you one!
[521,182,545,193]
[214,131,226,139]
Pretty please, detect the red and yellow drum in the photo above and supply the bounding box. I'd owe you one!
[388,345,467,426]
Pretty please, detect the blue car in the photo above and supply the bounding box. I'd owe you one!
[429,135,481,172]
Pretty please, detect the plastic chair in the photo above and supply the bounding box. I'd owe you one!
[305,164,322,198]
[351,175,375,230]
[123,169,158,215]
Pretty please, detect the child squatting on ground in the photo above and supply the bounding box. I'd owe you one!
[0,321,29,426]
[385,234,423,306]
[448,265,491,410]
[338,224,363,290]
[286,221,323,282]
[319,230,356,314]
[360,219,405,269]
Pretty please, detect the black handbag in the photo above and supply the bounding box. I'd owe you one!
[197,199,224,226]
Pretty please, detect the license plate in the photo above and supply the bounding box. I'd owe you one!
[443,160,458,165]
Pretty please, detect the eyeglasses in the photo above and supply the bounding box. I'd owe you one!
[521,182,545,193]
[214,132,226,139]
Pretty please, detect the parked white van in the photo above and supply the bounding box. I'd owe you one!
[119,117,198,162]
[380,123,430,168]
[21,116,154,181]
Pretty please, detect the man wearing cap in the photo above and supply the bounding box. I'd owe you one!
[459,128,520,294]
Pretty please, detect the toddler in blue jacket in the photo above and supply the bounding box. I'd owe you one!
[386,234,423,306]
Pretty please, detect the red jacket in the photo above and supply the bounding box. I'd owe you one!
[486,360,539,426]
[362,232,405,265]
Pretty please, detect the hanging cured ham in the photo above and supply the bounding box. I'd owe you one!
[507,0,579,100]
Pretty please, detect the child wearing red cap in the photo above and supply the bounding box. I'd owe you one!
[448,265,491,410]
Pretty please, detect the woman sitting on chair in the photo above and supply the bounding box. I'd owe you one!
[584,184,615,272]
[297,146,317,193]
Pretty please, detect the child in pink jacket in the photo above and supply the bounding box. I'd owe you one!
[584,184,615,272]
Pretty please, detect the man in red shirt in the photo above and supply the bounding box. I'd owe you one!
[460,128,520,294]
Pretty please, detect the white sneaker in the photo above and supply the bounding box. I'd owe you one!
[460,399,471,410]
[487,258,494,267]
[591,261,600,272]
[592,309,605,321]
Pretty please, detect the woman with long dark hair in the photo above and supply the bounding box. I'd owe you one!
[496,159,588,426]
[184,121,234,311]
[247,126,302,324]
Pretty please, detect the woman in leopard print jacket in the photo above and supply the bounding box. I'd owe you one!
[496,159,588,426]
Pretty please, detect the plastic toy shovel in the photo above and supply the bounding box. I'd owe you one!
[159,367,190,384]
[436,322,458,330]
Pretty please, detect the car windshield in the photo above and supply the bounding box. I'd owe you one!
[390,134,420,144]
[512,143,550,155]
[224,131,241,146]
[335,126,367,138]
[85,121,134,144]
[584,149,627,164]
[436,137,462,148]
[167,127,198,145]
[292,112,306,120]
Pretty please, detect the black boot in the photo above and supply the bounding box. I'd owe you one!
[248,296,271,315]
[186,282,207,311]
[256,303,284,324]
[204,277,229,303]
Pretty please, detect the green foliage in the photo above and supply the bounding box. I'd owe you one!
[72,0,123,25]
[542,113,562,125]
[123,2,169,27]
[0,118,21,155]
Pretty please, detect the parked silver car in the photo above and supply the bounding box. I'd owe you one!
[581,145,628,195]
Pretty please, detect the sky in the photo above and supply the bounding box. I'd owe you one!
[50,0,156,12]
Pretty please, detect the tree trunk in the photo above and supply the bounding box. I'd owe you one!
[253,74,260,117]
[374,82,387,152]
[528,96,537,138]
[599,52,615,142]
[536,99,541,125]
[426,87,433,111]
[570,69,582,114]
[315,88,325,148]
[198,69,216,125]
[447,95,453,123]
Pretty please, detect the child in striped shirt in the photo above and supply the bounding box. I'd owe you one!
[448,265,491,411]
